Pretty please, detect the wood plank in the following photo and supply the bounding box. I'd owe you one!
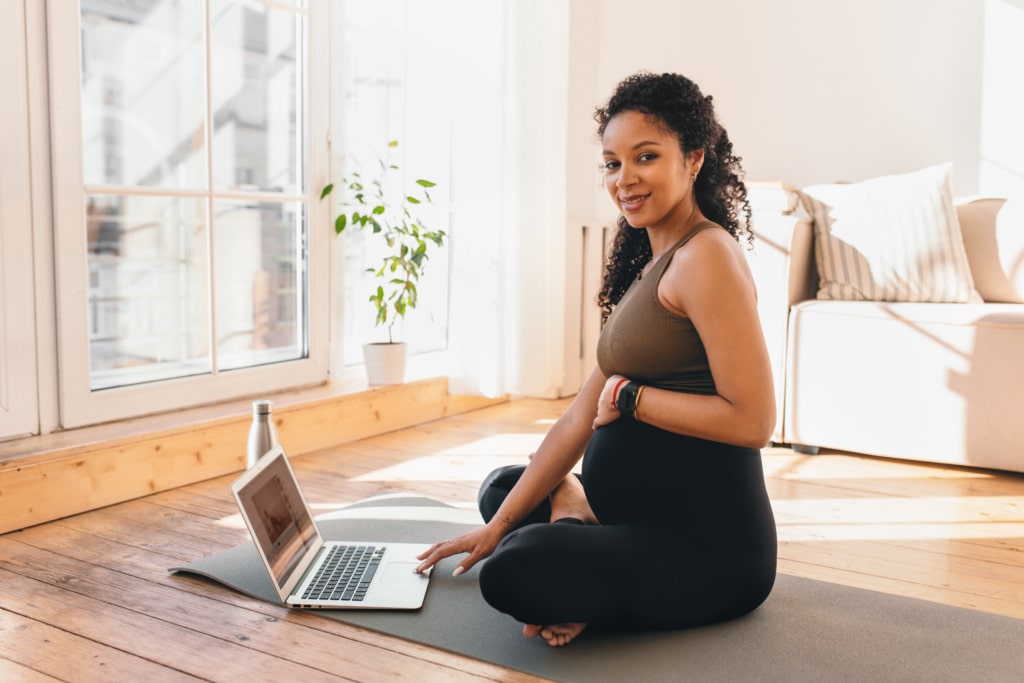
[779,540,1024,611]
[777,557,1024,619]
[0,655,62,683]
[0,607,200,682]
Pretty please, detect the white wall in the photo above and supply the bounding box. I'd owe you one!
[566,0,1024,208]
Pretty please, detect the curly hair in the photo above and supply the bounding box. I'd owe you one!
[594,72,753,323]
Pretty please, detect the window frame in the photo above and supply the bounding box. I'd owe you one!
[47,0,331,429]
[0,0,40,441]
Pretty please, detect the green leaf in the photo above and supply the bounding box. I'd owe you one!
[320,183,334,199]
[336,142,445,329]
[334,214,347,234]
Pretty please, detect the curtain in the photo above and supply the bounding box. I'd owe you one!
[445,0,571,398]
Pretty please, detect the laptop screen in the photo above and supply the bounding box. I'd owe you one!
[235,452,318,589]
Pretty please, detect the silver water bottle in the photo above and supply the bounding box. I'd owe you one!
[246,400,279,467]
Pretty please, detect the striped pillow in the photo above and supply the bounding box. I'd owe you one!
[799,164,976,302]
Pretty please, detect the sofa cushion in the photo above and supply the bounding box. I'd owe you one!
[784,300,1024,472]
[799,164,977,303]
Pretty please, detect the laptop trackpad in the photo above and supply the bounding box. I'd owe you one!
[381,562,421,582]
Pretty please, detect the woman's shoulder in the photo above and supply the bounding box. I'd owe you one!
[666,223,752,288]
[674,221,741,259]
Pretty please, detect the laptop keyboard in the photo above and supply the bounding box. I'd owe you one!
[301,544,385,602]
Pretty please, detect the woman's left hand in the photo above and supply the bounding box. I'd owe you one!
[414,520,507,577]
[593,374,627,429]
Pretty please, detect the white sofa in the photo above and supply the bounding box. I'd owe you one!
[746,176,1024,474]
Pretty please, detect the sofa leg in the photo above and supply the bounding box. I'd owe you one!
[792,444,820,455]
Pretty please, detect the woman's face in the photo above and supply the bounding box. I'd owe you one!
[601,110,700,231]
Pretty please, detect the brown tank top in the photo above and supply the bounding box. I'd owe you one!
[596,221,720,395]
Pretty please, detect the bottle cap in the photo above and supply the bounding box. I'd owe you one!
[252,400,272,414]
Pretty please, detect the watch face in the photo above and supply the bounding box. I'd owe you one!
[617,382,637,415]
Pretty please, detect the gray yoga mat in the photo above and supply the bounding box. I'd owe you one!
[170,494,1024,683]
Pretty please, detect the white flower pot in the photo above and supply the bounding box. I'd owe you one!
[362,342,407,386]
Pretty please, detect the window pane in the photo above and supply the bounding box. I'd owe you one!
[80,0,206,190]
[210,1,304,194]
[87,194,210,389]
[214,200,305,371]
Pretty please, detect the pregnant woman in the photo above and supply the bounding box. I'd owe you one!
[416,71,778,647]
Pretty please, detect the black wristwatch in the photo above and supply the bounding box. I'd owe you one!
[615,381,640,419]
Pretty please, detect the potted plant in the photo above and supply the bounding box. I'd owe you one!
[321,141,447,385]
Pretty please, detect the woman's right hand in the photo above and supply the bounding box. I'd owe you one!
[414,519,509,577]
[593,374,627,429]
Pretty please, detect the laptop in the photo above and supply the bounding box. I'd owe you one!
[230,445,432,609]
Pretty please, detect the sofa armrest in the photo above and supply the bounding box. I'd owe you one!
[955,196,1024,303]
[745,182,816,442]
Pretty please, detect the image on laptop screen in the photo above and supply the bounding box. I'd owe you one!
[237,455,318,587]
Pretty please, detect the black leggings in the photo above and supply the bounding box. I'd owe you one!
[476,419,777,631]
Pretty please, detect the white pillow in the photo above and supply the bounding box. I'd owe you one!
[799,164,977,302]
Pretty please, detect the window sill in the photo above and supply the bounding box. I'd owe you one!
[0,354,505,534]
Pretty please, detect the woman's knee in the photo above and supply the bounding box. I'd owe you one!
[478,532,538,614]
[476,465,526,522]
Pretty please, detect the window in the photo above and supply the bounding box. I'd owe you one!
[49,0,329,427]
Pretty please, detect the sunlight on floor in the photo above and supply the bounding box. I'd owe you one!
[765,449,1021,541]
[762,449,996,480]
[343,441,1023,544]
[213,435,1024,548]
[351,433,544,482]
[352,454,529,482]
[427,433,548,456]
[774,494,1024,541]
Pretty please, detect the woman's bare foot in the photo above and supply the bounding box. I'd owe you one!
[549,474,598,525]
[523,622,588,647]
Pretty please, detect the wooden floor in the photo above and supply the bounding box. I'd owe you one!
[2,397,1023,682]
